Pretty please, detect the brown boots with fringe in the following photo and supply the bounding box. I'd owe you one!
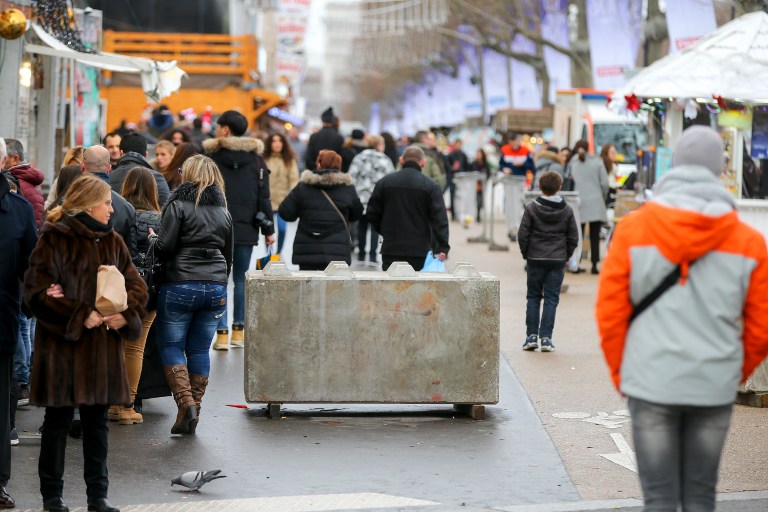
[164,364,198,435]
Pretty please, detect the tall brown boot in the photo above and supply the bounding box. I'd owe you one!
[190,374,209,419]
[163,365,198,435]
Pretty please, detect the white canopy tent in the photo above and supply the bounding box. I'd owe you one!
[614,11,768,103]
[26,23,186,102]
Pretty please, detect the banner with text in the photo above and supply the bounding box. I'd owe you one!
[276,0,312,86]
[586,0,636,89]
[665,0,716,53]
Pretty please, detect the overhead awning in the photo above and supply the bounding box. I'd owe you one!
[25,23,186,103]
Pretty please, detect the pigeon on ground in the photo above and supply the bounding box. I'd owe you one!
[171,470,227,491]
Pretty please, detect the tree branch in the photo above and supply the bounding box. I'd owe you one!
[453,0,592,77]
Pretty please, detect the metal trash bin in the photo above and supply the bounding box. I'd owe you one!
[451,171,483,223]
[500,175,528,239]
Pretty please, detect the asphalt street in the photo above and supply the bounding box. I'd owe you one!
[9,219,768,512]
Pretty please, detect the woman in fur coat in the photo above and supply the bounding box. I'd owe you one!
[24,173,147,512]
[279,150,363,270]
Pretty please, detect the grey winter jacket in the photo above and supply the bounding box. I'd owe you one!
[109,152,170,207]
[568,155,609,223]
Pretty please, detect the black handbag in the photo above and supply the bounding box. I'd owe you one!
[136,237,163,311]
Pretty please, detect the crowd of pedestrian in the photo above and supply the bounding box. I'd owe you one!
[0,100,640,512]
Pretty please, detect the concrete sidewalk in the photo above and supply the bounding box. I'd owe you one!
[9,219,768,512]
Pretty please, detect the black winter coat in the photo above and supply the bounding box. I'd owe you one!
[0,178,38,355]
[203,137,274,245]
[109,152,170,206]
[305,127,344,171]
[518,196,579,262]
[365,162,450,258]
[279,169,363,266]
[155,182,233,284]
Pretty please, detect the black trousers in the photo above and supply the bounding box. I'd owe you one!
[582,221,602,265]
[382,255,425,272]
[39,404,109,501]
[0,356,12,487]
[357,219,380,261]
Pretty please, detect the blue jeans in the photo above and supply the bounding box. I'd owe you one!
[525,261,565,339]
[275,213,287,255]
[217,244,253,330]
[628,397,733,512]
[14,314,32,386]
[156,283,227,376]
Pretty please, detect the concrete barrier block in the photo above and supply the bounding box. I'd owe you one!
[386,261,417,277]
[244,268,500,408]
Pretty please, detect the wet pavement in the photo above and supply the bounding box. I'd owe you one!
[9,219,768,511]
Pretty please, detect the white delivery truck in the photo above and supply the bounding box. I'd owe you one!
[553,89,648,181]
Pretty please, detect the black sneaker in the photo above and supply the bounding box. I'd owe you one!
[540,337,556,352]
[17,387,29,407]
[9,428,18,446]
[522,334,539,351]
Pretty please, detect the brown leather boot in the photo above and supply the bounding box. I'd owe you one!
[163,365,198,435]
[190,374,209,419]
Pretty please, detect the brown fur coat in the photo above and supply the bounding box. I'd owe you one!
[23,214,147,407]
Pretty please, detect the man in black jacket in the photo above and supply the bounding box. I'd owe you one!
[0,138,38,509]
[365,145,450,271]
[305,107,344,171]
[82,145,137,256]
[204,110,275,349]
[108,132,170,206]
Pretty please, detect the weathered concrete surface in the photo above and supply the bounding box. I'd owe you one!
[244,263,499,405]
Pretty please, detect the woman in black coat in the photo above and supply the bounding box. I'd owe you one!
[279,150,363,270]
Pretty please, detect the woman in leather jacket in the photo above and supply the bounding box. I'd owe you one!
[152,155,233,435]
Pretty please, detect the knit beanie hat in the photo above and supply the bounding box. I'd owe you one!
[321,107,334,124]
[671,125,724,176]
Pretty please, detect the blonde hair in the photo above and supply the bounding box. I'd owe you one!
[47,174,111,223]
[181,154,226,208]
[155,140,176,156]
[63,145,86,166]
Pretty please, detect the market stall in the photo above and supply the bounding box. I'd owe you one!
[612,10,768,200]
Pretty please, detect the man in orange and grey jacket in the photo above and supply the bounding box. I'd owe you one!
[596,125,768,512]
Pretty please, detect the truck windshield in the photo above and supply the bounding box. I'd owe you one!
[594,124,648,165]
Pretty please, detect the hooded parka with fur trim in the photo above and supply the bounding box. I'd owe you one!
[203,136,275,245]
[279,169,363,267]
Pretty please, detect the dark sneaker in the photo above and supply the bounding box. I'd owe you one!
[540,337,556,352]
[9,428,18,446]
[17,386,29,407]
[522,334,539,351]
